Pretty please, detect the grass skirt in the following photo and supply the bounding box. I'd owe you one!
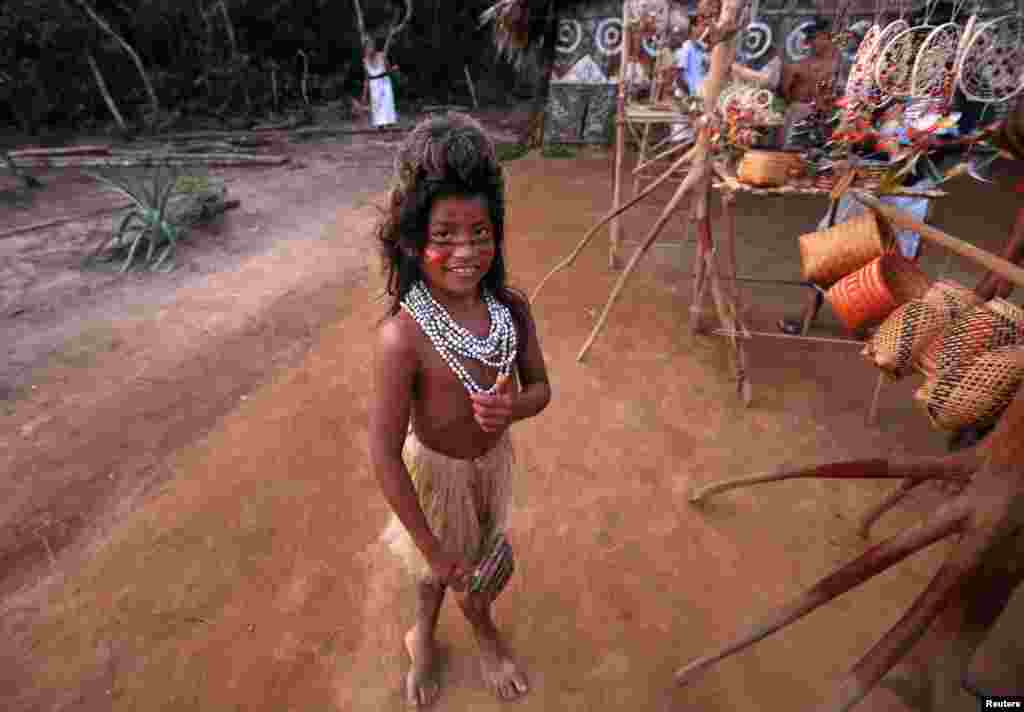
[381,428,515,581]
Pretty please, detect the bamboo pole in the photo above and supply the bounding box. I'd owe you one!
[609,0,631,270]
[853,191,1024,291]
[11,153,289,169]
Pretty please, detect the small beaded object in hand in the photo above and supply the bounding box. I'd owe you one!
[401,280,518,395]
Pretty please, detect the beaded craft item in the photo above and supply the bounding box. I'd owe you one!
[875,25,935,98]
[845,23,882,103]
[911,23,962,104]
[468,532,515,599]
[957,14,1024,104]
[866,19,910,105]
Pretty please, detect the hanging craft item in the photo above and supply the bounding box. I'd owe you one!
[915,297,1024,379]
[875,25,935,98]
[845,23,882,103]
[920,345,1024,431]
[826,253,931,333]
[862,280,981,379]
[739,21,773,61]
[910,22,962,103]
[866,19,910,105]
[951,14,978,89]
[957,14,1024,104]
[798,211,884,287]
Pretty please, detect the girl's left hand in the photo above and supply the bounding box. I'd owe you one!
[471,373,515,433]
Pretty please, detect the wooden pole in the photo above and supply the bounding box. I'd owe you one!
[609,0,631,270]
[86,51,127,132]
[853,191,1024,291]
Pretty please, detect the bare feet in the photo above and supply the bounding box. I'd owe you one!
[404,626,440,707]
[475,621,529,701]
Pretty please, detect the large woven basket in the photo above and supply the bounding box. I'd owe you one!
[915,298,1024,379]
[827,253,931,333]
[921,345,1024,431]
[863,298,952,379]
[921,279,983,314]
[738,150,803,188]
[799,211,885,287]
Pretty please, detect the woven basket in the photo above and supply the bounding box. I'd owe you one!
[922,345,1024,431]
[915,298,1024,379]
[799,211,885,287]
[863,298,951,379]
[827,253,931,333]
[738,150,803,188]
[921,279,982,314]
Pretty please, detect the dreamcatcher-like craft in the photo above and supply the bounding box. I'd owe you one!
[875,24,935,98]
[910,22,961,103]
[864,19,910,105]
[845,23,882,102]
[951,14,979,88]
[958,14,1024,104]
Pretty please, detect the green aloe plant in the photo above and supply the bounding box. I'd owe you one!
[87,163,186,272]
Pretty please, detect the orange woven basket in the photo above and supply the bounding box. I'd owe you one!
[826,253,932,333]
[798,211,885,287]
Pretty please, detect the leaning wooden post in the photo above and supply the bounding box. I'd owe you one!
[609,0,631,270]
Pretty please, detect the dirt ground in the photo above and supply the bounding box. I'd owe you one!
[1,110,1022,711]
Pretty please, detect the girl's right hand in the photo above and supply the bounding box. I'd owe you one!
[429,551,472,592]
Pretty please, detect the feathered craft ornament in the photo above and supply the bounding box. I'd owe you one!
[479,0,534,68]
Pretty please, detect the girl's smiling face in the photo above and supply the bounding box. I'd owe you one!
[421,194,497,304]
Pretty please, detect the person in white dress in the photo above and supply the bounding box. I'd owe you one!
[362,36,398,129]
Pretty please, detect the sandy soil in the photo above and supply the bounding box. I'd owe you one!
[1,112,1021,711]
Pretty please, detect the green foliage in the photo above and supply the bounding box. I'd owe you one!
[541,144,577,159]
[495,142,528,162]
[86,164,186,272]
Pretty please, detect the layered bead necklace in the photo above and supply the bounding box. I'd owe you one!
[401,280,518,395]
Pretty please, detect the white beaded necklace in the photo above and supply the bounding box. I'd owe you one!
[401,280,518,395]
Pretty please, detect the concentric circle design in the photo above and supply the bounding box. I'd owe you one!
[596,18,625,56]
[740,21,773,61]
[786,21,816,61]
[556,19,582,55]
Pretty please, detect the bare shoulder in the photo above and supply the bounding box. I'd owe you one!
[376,311,422,365]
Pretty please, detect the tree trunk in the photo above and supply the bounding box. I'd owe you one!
[86,51,128,132]
[523,0,559,148]
[72,0,160,122]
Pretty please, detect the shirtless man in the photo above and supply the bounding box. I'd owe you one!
[780,18,838,149]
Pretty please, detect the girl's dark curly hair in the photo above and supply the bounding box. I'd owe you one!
[374,111,528,339]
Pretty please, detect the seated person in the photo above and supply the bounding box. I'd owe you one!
[780,18,838,149]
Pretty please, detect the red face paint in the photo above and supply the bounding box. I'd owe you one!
[425,248,449,267]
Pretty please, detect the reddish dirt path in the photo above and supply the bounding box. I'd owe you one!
[2,132,1022,710]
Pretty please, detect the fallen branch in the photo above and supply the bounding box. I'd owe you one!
[10,144,112,159]
[11,153,290,169]
[0,201,134,240]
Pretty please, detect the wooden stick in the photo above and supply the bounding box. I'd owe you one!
[632,134,692,177]
[578,157,708,362]
[675,500,970,688]
[857,479,925,540]
[867,370,886,426]
[0,202,134,241]
[529,145,697,303]
[10,144,112,158]
[11,153,289,168]
[853,190,1024,290]
[463,65,479,109]
[689,453,978,503]
[823,533,989,712]
[609,17,630,271]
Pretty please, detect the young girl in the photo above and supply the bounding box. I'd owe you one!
[369,112,551,706]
